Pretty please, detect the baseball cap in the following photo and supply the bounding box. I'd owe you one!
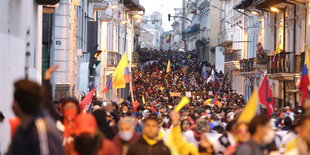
[74,113,97,136]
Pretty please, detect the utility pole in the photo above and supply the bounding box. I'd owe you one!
[182,0,186,51]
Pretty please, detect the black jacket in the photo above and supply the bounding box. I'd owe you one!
[127,136,171,155]
[6,111,64,155]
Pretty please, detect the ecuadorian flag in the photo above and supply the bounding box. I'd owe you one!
[273,39,282,67]
[299,46,310,105]
[113,52,131,89]
[102,76,113,93]
[103,52,131,93]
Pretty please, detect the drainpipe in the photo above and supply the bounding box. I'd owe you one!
[283,8,286,71]
[274,13,276,57]
[293,4,297,107]
[283,8,286,108]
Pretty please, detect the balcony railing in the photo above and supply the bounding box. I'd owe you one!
[300,52,305,72]
[224,52,240,62]
[240,58,255,72]
[239,53,268,72]
[267,52,301,74]
[107,52,121,67]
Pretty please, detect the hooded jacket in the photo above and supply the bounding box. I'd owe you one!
[127,134,171,155]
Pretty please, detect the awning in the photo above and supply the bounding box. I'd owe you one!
[251,0,283,10]
[36,0,59,5]
[124,0,145,12]
[234,0,253,9]
[223,49,240,55]
[93,2,109,11]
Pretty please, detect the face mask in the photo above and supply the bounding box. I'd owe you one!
[263,129,275,144]
[64,108,78,121]
[213,121,220,126]
[164,118,170,124]
[298,110,302,113]
[206,110,211,114]
[123,111,128,114]
[119,131,134,141]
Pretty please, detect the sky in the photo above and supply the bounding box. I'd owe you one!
[139,0,182,31]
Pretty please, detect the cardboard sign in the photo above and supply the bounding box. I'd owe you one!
[170,92,182,97]
[185,92,192,98]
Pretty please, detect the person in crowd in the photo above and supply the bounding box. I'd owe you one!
[66,113,118,155]
[217,120,236,154]
[282,117,292,131]
[184,118,209,147]
[0,112,4,123]
[113,117,140,155]
[286,109,310,155]
[280,116,301,153]
[181,119,191,133]
[223,122,250,155]
[236,115,275,155]
[61,97,80,143]
[127,114,171,155]
[93,108,117,140]
[7,79,64,155]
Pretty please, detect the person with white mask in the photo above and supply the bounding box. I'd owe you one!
[236,115,276,155]
[113,117,140,155]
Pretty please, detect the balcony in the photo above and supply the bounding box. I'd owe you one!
[218,30,233,47]
[224,51,240,70]
[107,52,121,68]
[123,0,145,12]
[267,52,301,80]
[240,58,255,72]
[224,51,240,62]
[239,56,267,73]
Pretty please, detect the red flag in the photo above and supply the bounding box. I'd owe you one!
[155,67,159,74]
[258,75,274,117]
[80,86,97,110]
[133,101,139,112]
[150,106,157,113]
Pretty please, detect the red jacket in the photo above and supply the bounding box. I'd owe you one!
[66,138,118,155]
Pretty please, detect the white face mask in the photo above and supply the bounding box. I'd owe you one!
[263,129,275,144]
[164,118,170,124]
[206,110,211,114]
[119,131,134,141]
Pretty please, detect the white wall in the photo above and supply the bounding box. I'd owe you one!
[0,0,42,153]
[215,46,225,72]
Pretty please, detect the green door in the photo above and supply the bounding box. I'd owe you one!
[42,43,50,82]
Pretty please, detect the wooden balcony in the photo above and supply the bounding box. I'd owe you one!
[267,52,302,80]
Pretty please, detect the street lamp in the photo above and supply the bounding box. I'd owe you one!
[111,5,118,9]
[270,7,279,13]
[251,11,259,15]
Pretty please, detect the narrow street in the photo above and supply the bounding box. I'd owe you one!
[1,0,310,155]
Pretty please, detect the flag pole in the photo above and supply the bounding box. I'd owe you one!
[130,77,134,102]
[258,71,268,89]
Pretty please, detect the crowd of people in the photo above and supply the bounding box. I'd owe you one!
[2,50,310,155]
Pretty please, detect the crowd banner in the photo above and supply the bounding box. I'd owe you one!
[170,92,182,97]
